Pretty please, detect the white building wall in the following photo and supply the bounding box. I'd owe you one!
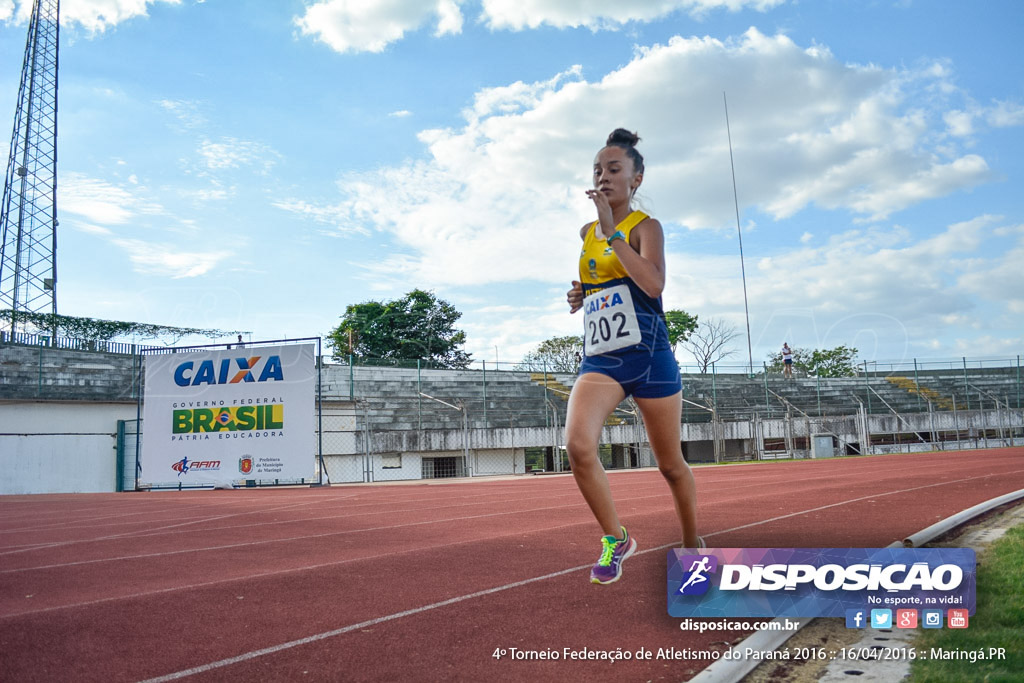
[0,401,137,494]
[472,448,526,476]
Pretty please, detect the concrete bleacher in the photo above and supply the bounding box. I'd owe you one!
[908,368,1020,411]
[3,341,1020,431]
[0,344,141,401]
[327,365,567,431]
[678,369,1021,422]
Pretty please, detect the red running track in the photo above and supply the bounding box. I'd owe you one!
[1,448,1023,682]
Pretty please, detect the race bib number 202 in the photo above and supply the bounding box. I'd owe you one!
[583,284,641,355]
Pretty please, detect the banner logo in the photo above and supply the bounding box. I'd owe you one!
[171,456,221,477]
[173,404,284,433]
[173,356,284,387]
[239,456,253,475]
[668,548,975,619]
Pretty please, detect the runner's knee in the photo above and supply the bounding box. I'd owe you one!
[566,431,600,467]
[657,457,690,484]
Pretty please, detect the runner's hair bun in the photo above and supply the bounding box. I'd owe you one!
[605,128,644,175]
[607,128,640,147]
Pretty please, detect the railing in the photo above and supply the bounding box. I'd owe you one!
[0,330,166,355]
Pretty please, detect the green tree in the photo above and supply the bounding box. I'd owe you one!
[665,310,699,351]
[328,289,472,368]
[516,335,584,373]
[766,344,859,378]
[805,345,860,377]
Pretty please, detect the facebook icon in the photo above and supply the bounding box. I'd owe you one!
[845,609,866,629]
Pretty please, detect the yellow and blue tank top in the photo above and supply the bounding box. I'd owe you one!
[578,210,671,355]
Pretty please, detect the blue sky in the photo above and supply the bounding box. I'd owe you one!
[2,0,1022,369]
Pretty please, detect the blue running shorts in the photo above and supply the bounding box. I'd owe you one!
[578,347,682,399]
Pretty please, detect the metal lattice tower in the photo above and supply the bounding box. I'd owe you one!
[0,0,60,337]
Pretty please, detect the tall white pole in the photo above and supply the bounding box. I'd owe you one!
[724,92,754,375]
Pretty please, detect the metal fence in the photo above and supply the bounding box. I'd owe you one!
[0,329,166,355]
[4,332,1023,488]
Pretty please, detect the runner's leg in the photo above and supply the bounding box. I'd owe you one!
[635,391,699,547]
[565,372,628,537]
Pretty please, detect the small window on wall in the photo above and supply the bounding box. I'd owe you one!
[381,453,402,469]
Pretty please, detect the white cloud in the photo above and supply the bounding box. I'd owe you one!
[198,138,279,173]
[110,238,226,278]
[5,0,181,32]
[72,222,113,236]
[481,0,785,31]
[59,173,231,279]
[987,100,1024,128]
[158,99,207,130]
[698,214,1024,362]
[295,0,465,54]
[271,198,371,236]
[944,109,974,137]
[957,220,1024,314]
[952,335,1024,357]
[60,172,146,224]
[295,28,997,297]
[295,0,785,54]
[185,187,231,202]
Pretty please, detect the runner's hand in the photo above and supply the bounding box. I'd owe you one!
[585,188,615,238]
[567,280,583,313]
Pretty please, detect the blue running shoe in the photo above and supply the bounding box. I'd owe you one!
[590,526,636,584]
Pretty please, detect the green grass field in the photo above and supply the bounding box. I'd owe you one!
[909,523,1024,682]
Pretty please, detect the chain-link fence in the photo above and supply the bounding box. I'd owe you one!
[4,335,1023,490]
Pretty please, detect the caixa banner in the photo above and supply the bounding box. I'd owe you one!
[140,343,315,488]
[667,548,975,618]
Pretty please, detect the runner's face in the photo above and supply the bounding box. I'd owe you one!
[593,146,640,206]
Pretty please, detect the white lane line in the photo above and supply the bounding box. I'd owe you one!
[135,562,594,683]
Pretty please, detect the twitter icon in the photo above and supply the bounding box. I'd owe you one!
[870,609,893,629]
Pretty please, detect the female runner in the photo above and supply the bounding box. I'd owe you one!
[566,128,701,585]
